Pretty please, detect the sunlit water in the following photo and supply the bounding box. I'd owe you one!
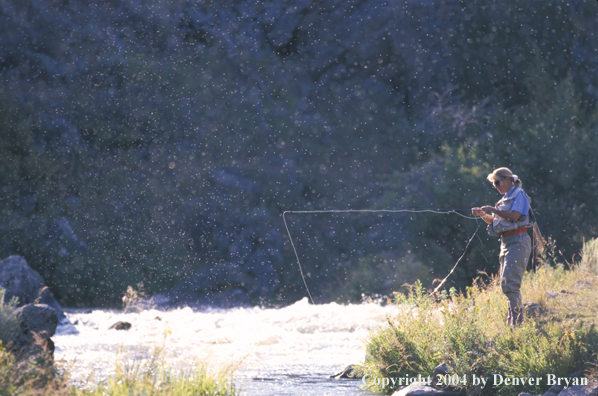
[54,298,396,395]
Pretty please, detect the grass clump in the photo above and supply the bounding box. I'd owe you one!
[361,238,598,395]
[0,288,19,348]
[0,341,18,396]
[0,345,238,396]
[581,238,598,275]
[75,352,239,396]
[0,343,238,396]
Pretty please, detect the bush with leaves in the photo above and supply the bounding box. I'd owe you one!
[361,243,598,395]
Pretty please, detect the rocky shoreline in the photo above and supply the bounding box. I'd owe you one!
[2,254,597,396]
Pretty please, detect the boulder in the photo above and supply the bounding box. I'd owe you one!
[541,392,559,396]
[109,321,131,331]
[557,381,598,396]
[432,363,449,386]
[331,365,361,379]
[523,302,543,317]
[392,382,461,396]
[0,255,66,322]
[7,304,58,360]
[548,384,565,394]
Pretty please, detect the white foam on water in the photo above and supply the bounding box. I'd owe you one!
[54,298,396,395]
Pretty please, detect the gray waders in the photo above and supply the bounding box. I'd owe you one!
[499,231,531,327]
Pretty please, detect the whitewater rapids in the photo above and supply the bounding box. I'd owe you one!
[54,297,396,395]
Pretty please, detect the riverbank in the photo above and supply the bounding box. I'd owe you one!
[360,239,598,395]
[1,335,238,396]
[0,298,395,395]
[3,239,597,396]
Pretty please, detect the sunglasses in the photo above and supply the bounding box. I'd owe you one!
[493,179,503,187]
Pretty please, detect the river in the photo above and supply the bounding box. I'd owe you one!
[54,297,396,395]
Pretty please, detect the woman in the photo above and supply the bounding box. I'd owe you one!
[472,167,534,327]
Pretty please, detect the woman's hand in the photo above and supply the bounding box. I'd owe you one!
[472,207,486,217]
[472,207,494,224]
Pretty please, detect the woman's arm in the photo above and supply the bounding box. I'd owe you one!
[480,206,522,222]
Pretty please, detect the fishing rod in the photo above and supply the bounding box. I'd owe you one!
[282,208,483,304]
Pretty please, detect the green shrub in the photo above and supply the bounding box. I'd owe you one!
[0,288,18,348]
[361,260,598,395]
[581,238,598,275]
[363,281,444,384]
[74,350,239,396]
[0,341,18,396]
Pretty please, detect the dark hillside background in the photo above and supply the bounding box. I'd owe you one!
[1,0,597,307]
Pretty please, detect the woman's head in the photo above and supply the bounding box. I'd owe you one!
[487,167,522,191]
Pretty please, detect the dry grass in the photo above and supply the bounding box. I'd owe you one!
[361,238,598,395]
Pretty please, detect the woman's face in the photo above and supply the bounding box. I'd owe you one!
[493,176,512,194]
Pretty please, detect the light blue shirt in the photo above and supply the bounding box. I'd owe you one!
[505,186,529,216]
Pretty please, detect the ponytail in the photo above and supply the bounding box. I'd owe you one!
[487,167,522,187]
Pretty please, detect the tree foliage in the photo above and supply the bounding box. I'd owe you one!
[0,0,596,306]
